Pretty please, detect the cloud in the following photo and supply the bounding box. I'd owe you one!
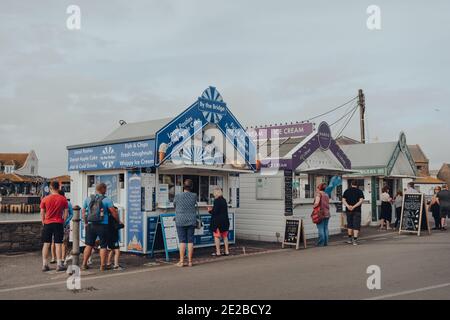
[0,0,449,176]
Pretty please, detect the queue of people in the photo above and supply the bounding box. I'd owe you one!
[173,179,231,267]
[40,182,124,272]
[40,178,450,272]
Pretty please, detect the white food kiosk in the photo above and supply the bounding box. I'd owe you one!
[237,121,354,242]
[67,86,256,258]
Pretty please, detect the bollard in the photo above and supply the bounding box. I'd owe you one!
[72,205,81,268]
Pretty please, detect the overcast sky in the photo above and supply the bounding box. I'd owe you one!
[1,0,449,177]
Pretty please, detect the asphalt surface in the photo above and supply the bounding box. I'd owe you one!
[1,229,449,300]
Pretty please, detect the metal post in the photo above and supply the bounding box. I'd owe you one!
[72,205,81,268]
[358,89,366,144]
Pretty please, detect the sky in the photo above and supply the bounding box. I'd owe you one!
[1,0,449,177]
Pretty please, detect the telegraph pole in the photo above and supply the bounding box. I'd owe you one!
[358,89,366,144]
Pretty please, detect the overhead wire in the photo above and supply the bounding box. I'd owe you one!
[329,101,359,127]
[335,104,359,138]
[305,96,358,121]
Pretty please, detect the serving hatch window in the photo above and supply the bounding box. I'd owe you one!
[157,174,224,206]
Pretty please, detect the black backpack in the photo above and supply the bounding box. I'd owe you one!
[87,194,106,223]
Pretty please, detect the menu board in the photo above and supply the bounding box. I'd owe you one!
[160,215,179,251]
[146,215,159,255]
[284,170,293,215]
[335,185,343,212]
[126,172,144,253]
[399,193,429,236]
[282,218,306,250]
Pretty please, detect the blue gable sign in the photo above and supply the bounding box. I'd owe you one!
[68,139,155,171]
[155,86,257,170]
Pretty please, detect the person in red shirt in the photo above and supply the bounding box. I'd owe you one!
[40,181,68,272]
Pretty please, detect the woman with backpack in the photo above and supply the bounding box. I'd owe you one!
[313,183,330,247]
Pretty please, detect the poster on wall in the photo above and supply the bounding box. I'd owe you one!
[141,173,156,211]
[126,171,144,253]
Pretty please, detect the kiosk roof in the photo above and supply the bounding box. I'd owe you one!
[340,142,398,168]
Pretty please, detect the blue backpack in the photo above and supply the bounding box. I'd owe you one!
[87,194,105,223]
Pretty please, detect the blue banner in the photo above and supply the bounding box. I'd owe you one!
[126,171,144,253]
[68,140,155,171]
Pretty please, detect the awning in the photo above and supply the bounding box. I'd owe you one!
[158,164,253,174]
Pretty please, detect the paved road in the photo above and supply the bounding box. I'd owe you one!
[1,230,449,300]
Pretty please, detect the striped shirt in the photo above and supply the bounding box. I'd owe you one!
[173,192,198,227]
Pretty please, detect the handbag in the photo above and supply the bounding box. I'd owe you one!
[195,206,203,229]
[311,192,324,224]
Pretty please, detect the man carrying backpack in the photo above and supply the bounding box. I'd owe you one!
[81,183,119,271]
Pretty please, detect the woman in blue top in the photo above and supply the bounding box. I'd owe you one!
[173,179,198,267]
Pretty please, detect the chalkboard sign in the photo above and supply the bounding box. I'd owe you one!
[284,170,293,215]
[399,193,430,236]
[282,218,306,250]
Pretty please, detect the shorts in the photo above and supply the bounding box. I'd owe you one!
[176,225,195,244]
[42,223,64,244]
[213,228,229,239]
[107,226,120,250]
[85,223,109,248]
[346,211,361,231]
[440,207,450,219]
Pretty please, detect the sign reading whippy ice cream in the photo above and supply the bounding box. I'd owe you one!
[155,87,257,170]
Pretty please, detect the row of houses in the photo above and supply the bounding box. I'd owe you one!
[0,152,70,197]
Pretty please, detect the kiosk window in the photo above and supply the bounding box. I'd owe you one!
[182,175,200,197]
[87,175,95,188]
[199,176,209,203]
[159,174,176,202]
[352,179,365,191]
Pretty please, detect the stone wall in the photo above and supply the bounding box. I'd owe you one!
[0,221,42,253]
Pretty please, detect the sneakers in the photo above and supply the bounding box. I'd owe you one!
[346,239,353,244]
[42,265,50,272]
[81,264,89,271]
[113,265,124,271]
[49,259,56,264]
[352,239,359,246]
[56,264,67,272]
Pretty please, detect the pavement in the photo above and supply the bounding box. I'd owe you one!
[0,227,449,300]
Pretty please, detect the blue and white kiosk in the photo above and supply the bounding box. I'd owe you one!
[67,87,256,260]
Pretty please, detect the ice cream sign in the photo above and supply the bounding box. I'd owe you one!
[68,139,155,171]
[155,86,257,170]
